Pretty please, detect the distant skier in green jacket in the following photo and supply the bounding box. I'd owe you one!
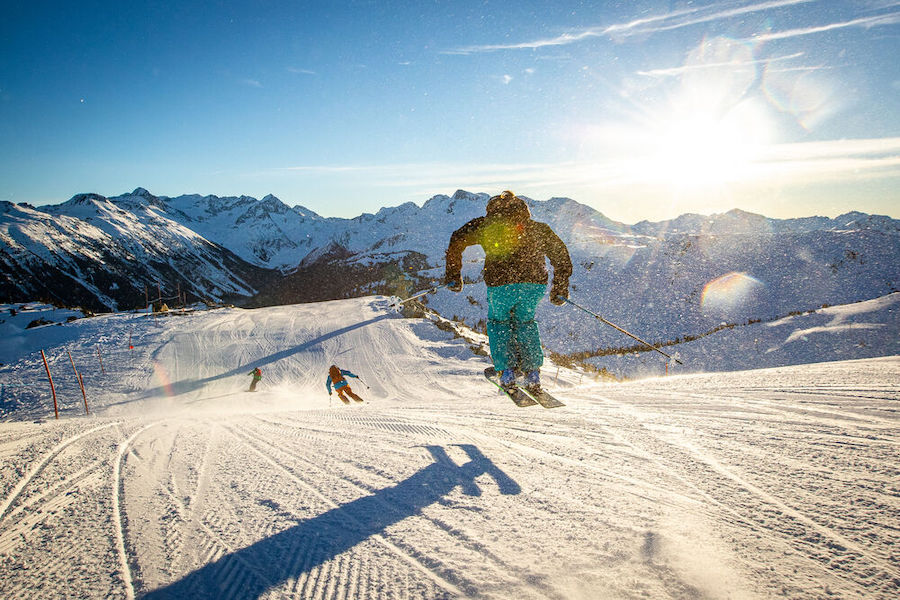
[444,190,572,394]
[247,367,262,392]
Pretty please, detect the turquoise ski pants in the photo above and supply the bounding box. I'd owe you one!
[486,283,546,372]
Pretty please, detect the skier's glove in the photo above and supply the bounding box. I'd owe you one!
[550,281,568,305]
[446,275,463,292]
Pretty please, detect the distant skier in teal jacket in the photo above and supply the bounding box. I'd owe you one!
[326,365,364,404]
[444,190,572,394]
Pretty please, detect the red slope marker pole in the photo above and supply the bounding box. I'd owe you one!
[97,346,105,374]
[40,350,59,420]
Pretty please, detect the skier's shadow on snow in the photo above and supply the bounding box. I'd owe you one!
[140,444,520,599]
[134,314,390,401]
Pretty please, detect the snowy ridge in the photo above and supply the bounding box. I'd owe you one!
[0,296,897,598]
[1,193,269,311]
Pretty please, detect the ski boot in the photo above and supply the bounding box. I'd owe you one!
[523,370,542,396]
[499,368,517,393]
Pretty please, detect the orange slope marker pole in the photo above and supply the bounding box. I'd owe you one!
[79,373,89,415]
[40,350,59,419]
[67,349,89,415]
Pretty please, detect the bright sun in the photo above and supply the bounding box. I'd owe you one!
[646,97,773,189]
[626,36,776,192]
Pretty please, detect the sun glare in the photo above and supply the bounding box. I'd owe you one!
[583,36,778,199]
[648,97,773,188]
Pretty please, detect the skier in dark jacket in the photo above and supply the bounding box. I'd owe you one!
[326,365,364,403]
[444,190,572,393]
[248,367,262,392]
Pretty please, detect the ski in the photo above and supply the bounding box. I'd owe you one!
[517,385,565,409]
[483,367,538,407]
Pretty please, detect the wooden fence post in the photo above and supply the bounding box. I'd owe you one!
[40,350,59,420]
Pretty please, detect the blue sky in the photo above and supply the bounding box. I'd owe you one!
[2,0,899,222]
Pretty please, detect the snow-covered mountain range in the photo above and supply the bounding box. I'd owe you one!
[2,187,898,366]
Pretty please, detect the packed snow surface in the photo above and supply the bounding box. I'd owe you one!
[0,298,898,599]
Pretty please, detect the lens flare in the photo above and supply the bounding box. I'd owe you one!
[701,272,764,311]
[481,221,522,259]
[761,66,841,131]
[152,361,175,397]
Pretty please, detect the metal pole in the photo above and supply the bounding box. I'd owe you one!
[40,350,59,419]
[562,298,683,365]
[393,284,448,306]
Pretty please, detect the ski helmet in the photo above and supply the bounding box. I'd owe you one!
[486,190,530,220]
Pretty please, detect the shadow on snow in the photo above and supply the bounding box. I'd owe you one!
[140,444,520,599]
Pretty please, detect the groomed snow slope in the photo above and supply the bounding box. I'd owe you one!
[0,298,898,599]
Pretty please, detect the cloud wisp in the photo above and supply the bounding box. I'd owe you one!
[444,0,815,55]
[748,11,900,42]
[637,52,805,78]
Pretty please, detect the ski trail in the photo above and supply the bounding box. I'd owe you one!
[112,422,162,600]
[1,459,105,527]
[170,423,218,577]
[0,422,119,524]
[674,437,899,578]
[192,517,278,599]
[224,423,466,598]
[588,389,900,592]
[0,460,106,557]
[653,388,898,430]
[456,425,711,515]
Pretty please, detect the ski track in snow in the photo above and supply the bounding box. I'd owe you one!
[114,422,164,600]
[0,297,898,599]
[0,422,120,523]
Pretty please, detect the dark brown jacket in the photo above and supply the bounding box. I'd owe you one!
[445,213,572,288]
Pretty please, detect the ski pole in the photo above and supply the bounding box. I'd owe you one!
[388,284,448,310]
[356,377,371,390]
[561,298,683,365]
